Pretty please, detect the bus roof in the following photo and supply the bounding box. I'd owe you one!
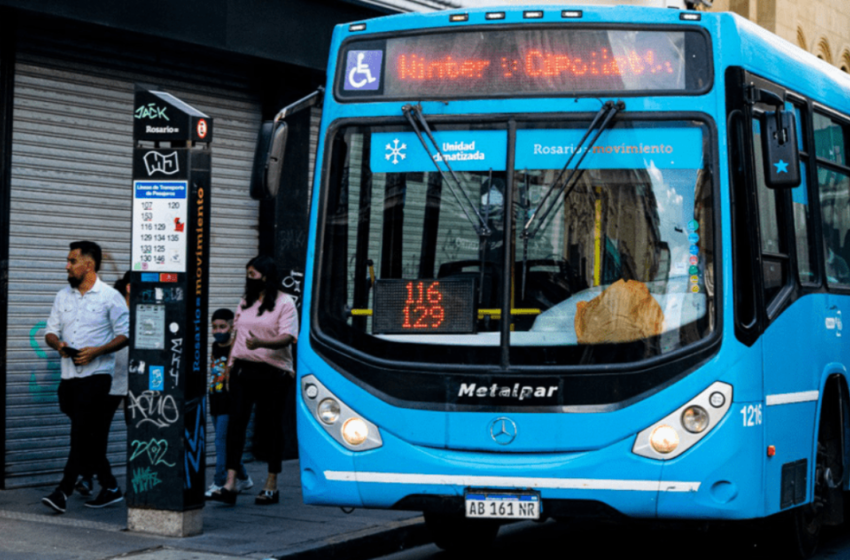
[721,12,850,113]
[341,4,700,33]
[457,0,690,7]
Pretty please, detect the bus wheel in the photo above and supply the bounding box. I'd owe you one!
[785,442,827,558]
[424,512,499,552]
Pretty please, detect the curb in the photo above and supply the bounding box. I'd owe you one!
[275,516,430,560]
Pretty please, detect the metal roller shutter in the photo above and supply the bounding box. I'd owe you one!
[5,25,264,487]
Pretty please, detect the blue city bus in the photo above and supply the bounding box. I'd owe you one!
[266,5,850,557]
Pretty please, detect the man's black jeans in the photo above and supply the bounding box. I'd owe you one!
[57,374,117,495]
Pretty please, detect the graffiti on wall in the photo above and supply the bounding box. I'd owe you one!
[28,321,61,402]
[281,269,304,311]
[130,438,176,467]
[127,390,180,429]
[183,396,205,490]
[131,467,162,494]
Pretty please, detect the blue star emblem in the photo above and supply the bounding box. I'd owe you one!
[774,159,789,174]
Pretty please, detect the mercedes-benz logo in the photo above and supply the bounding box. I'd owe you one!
[489,417,517,445]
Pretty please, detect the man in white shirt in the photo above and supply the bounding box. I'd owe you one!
[41,241,129,514]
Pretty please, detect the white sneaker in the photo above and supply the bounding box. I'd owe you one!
[235,475,254,493]
[205,483,223,498]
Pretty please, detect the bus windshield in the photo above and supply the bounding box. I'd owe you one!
[316,119,714,368]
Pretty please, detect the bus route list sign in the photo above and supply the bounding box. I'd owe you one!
[131,180,188,273]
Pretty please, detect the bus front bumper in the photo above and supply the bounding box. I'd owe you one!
[298,400,764,521]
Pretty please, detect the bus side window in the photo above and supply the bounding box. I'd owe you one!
[792,162,814,283]
[790,103,817,284]
[752,118,790,306]
[814,112,850,287]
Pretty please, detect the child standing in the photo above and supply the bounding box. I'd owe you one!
[206,308,253,497]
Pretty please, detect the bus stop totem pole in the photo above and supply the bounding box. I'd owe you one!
[127,88,212,535]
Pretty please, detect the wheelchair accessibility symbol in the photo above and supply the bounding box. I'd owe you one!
[345,50,382,91]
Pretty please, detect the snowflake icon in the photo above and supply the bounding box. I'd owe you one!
[385,138,407,165]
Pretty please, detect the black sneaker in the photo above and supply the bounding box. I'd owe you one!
[84,487,123,508]
[208,487,238,505]
[42,490,67,514]
[75,477,93,497]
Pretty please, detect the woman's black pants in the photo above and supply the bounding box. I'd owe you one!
[226,360,287,474]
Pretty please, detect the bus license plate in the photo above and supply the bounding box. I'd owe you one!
[464,490,540,519]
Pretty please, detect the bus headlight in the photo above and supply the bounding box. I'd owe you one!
[633,382,732,460]
[342,417,369,446]
[682,406,709,433]
[302,375,383,452]
[318,398,340,424]
[650,425,679,454]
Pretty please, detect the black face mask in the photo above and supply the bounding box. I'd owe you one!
[67,276,82,288]
[245,277,264,299]
[213,332,231,344]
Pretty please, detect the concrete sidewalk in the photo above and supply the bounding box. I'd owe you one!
[0,460,430,560]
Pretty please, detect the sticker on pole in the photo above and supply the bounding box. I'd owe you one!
[135,304,166,350]
[149,365,165,391]
[132,181,188,273]
[197,119,208,139]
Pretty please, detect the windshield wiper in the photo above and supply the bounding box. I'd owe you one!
[402,104,491,237]
[522,100,624,241]
[519,100,623,300]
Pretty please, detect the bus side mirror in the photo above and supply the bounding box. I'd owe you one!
[761,108,801,189]
[265,121,289,198]
[250,88,323,200]
[250,120,288,200]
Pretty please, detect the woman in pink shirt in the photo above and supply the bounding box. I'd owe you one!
[210,255,298,506]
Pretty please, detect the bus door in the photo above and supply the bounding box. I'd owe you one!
[733,70,827,511]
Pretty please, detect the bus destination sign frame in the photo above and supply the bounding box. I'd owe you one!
[337,25,711,101]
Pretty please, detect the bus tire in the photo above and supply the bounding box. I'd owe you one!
[424,512,499,552]
[779,378,849,559]
[788,502,821,558]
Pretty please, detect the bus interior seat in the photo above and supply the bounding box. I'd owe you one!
[514,260,574,330]
[517,260,575,301]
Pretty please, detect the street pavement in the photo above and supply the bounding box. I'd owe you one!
[0,459,428,560]
[9,459,850,560]
[377,518,850,560]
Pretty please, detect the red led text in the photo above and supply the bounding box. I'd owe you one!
[508,48,673,78]
[402,281,445,329]
[398,54,490,81]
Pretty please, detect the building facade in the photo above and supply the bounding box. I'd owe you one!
[707,0,850,71]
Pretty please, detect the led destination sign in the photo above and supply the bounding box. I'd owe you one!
[339,28,708,99]
[373,279,476,335]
